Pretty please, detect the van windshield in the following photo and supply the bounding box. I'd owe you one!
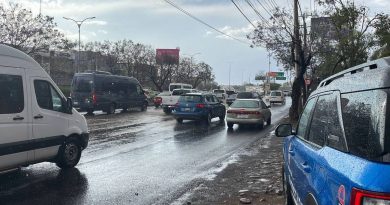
[271,92,281,96]
[72,76,93,93]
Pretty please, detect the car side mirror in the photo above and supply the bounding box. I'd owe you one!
[66,97,73,113]
[275,124,294,137]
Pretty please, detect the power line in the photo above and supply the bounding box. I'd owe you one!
[162,0,251,46]
[231,0,256,28]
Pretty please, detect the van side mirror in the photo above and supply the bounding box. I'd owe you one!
[66,97,73,113]
[275,124,294,137]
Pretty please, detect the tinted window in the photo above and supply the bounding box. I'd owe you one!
[231,100,259,108]
[297,97,317,138]
[179,95,202,103]
[72,76,92,93]
[0,74,24,114]
[308,94,345,149]
[271,92,282,96]
[34,80,64,112]
[226,91,235,95]
[237,92,253,99]
[341,90,388,160]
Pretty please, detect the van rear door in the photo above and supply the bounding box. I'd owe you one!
[71,75,93,109]
[0,67,29,171]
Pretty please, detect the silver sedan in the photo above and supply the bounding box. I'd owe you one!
[226,99,272,129]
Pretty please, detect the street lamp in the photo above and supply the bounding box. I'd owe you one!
[63,16,96,73]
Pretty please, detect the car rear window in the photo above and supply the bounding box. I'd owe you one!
[230,100,259,108]
[341,90,390,162]
[72,76,92,93]
[214,90,225,94]
[172,89,192,96]
[271,92,282,96]
[236,92,253,99]
[178,95,202,103]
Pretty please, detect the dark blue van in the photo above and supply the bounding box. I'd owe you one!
[276,57,390,205]
[71,71,148,114]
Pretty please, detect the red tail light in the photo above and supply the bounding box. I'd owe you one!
[92,92,97,104]
[351,188,390,205]
[196,103,205,108]
[154,97,162,103]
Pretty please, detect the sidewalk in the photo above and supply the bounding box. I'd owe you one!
[176,117,288,205]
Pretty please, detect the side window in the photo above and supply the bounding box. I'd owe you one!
[308,94,345,149]
[0,74,24,114]
[128,84,137,96]
[34,80,64,112]
[136,85,142,95]
[297,97,317,138]
[213,96,219,103]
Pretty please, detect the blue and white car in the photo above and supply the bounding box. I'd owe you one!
[275,57,390,205]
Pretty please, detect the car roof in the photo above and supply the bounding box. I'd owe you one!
[311,56,390,96]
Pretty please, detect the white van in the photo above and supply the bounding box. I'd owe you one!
[0,45,89,173]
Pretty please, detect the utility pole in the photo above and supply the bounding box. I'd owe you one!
[229,63,231,90]
[294,0,300,77]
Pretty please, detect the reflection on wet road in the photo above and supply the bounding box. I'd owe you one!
[0,99,291,205]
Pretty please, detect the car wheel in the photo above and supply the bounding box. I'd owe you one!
[107,103,115,114]
[86,109,94,115]
[267,117,271,126]
[141,102,147,111]
[176,118,183,123]
[219,114,225,121]
[258,120,264,129]
[56,139,82,169]
[227,123,234,128]
[122,107,128,112]
[206,112,212,125]
[163,108,172,114]
[283,166,294,205]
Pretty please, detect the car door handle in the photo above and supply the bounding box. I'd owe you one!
[34,114,44,119]
[301,162,311,173]
[288,149,295,156]
[13,116,24,121]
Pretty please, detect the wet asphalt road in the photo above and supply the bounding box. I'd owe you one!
[0,99,291,205]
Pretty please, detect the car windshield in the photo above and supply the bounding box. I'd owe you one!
[230,100,259,108]
[236,92,253,99]
[72,76,92,93]
[271,92,281,96]
[178,95,202,103]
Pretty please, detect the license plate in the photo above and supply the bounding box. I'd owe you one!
[182,108,191,112]
[237,114,249,119]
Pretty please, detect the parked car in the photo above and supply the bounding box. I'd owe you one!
[0,44,89,172]
[269,90,285,104]
[161,89,198,114]
[226,99,271,129]
[213,89,227,100]
[71,72,148,114]
[275,57,390,205]
[173,93,226,124]
[226,93,237,106]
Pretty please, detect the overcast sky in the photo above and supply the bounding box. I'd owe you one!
[3,0,389,85]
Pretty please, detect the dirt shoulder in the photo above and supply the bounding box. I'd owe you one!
[176,117,289,205]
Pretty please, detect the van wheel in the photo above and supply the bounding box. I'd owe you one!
[176,118,183,123]
[56,139,81,169]
[107,103,116,114]
[86,109,94,115]
[163,108,172,114]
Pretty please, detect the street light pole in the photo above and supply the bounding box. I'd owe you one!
[63,16,96,73]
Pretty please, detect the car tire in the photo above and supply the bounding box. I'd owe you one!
[86,109,94,115]
[267,117,271,126]
[176,118,183,123]
[227,123,234,128]
[283,166,294,205]
[206,112,212,125]
[107,103,115,115]
[163,108,172,114]
[56,138,82,169]
[258,120,264,129]
[219,114,225,121]
[141,102,147,111]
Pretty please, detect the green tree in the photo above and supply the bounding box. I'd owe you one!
[0,3,71,55]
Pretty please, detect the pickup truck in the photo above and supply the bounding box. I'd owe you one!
[161,89,198,114]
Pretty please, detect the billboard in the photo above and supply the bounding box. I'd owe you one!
[156,48,180,64]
